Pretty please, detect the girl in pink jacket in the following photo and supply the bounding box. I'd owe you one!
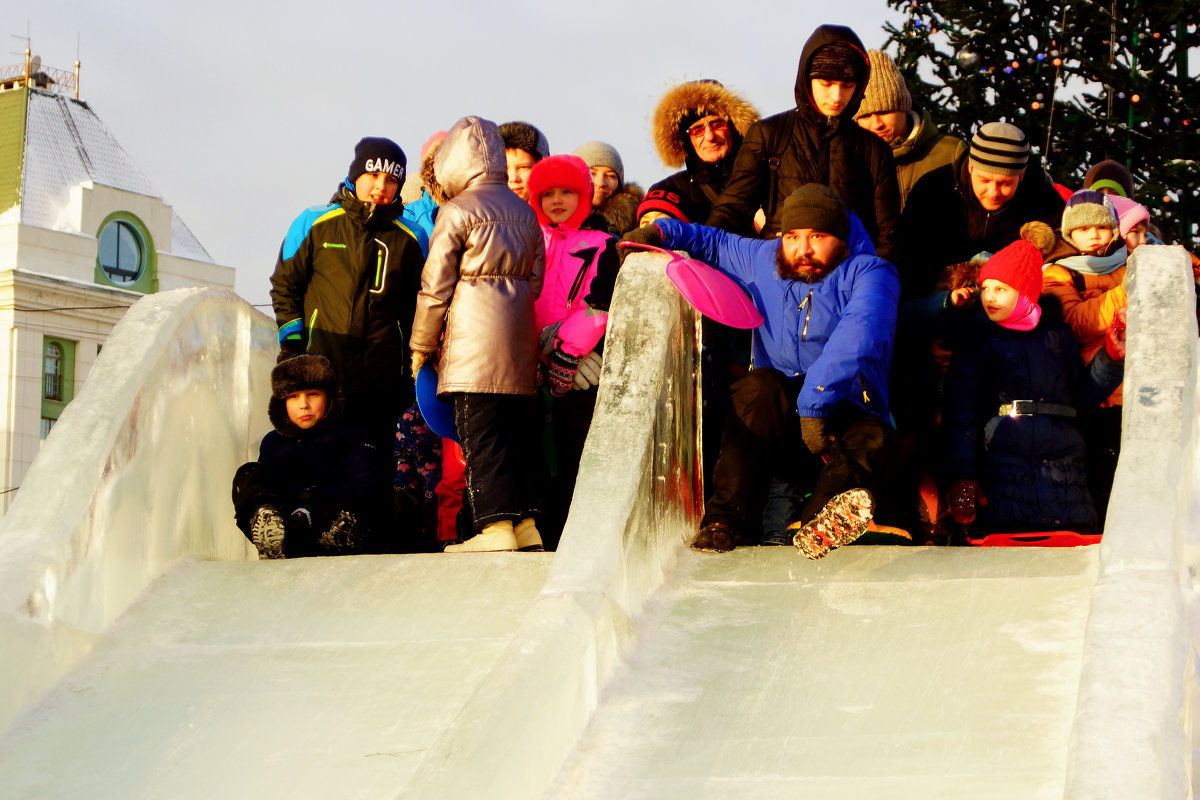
[526,154,620,546]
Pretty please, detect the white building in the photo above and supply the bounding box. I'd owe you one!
[0,57,235,512]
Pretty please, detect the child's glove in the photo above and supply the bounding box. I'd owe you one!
[546,347,581,396]
[573,351,603,390]
[949,478,981,525]
[800,416,831,456]
[537,320,563,356]
[1105,307,1128,361]
[618,224,663,265]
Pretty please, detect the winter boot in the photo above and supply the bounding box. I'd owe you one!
[249,505,286,559]
[318,510,359,552]
[514,518,544,552]
[444,520,518,553]
[791,489,874,560]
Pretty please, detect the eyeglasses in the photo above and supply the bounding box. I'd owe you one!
[687,118,729,138]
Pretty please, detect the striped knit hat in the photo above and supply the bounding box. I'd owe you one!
[969,122,1029,176]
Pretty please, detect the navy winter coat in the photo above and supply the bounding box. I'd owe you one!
[944,300,1123,532]
[657,211,899,421]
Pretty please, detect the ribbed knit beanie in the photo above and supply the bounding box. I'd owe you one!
[979,240,1044,308]
[779,184,849,241]
[809,42,865,83]
[573,141,625,187]
[1083,159,1135,198]
[854,50,912,119]
[347,137,406,184]
[969,122,1029,176]
[636,187,693,224]
[1108,194,1151,239]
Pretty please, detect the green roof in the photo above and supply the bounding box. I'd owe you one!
[0,88,27,216]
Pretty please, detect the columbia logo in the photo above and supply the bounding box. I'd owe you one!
[323,242,347,249]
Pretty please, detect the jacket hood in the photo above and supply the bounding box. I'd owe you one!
[652,80,760,168]
[433,116,507,200]
[526,154,594,228]
[794,25,870,121]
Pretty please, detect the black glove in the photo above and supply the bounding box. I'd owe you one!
[546,347,581,397]
[800,416,831,456]
[618,224,664,265]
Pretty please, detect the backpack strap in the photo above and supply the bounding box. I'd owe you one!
[764,110,797,225]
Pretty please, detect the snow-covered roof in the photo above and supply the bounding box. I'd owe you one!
[15,88,211,261]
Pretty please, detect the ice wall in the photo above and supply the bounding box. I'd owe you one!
[402,254,704,799]
[1065,245,1198,799]
[0,288,275,733]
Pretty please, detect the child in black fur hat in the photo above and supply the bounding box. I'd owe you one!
[231,354,391,558]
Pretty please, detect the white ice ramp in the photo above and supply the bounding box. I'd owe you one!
[547,546,1097,800]
[0,554,550,799]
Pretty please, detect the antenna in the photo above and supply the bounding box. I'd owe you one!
[28,54,39,75]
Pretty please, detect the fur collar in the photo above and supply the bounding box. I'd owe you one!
[652,81,759,168]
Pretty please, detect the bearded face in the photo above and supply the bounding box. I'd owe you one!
[776,229,847,282]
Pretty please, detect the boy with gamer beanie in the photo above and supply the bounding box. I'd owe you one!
[270,136,425,452]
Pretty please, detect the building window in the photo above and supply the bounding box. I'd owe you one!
[43,341,63,400]
[98,219,144,284]
[94,212,157,293]
[39,417,55,441]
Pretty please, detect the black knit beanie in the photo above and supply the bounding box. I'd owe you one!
[779,184,849,241]
[809,42,863,83]
[347,137,407,184]
[1084,159,1135,198]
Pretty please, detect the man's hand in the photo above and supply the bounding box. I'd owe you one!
[800,416,832,456]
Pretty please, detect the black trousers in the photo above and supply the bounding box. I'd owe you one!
[702,368,899,539]
[453,392,544,530]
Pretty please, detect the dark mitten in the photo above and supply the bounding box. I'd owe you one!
[1105,307,1127,361]
[546,348,581,397]
[800,416,831,456]
[949,478,980,525]
[618,224,664,265]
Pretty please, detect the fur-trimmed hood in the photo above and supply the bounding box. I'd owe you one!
[267,354,345,438]
[594,182,645,237]
[652,80,760,169]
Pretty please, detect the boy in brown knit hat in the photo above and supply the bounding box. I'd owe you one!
[854,50,966,209]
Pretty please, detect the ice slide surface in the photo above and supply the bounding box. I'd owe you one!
[0,247,1197,799]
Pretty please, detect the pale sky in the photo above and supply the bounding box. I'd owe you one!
[13,1,903,307]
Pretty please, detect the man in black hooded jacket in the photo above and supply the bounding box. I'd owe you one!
[705,24,900,261]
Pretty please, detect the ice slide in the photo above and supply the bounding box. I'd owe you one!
[0,247,1196,799]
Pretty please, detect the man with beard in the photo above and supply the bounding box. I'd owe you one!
[621,184,901,559]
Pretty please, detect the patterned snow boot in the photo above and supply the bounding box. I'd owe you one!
[791,489,874,560]
[250,505,286,559]
[318,510,360,552]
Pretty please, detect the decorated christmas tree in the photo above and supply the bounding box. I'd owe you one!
[883,0,1198,246]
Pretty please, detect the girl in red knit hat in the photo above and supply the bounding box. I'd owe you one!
[525,154,621,547]
[942,235,1127,540]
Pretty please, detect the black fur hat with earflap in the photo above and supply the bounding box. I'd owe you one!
[268,354,344,436]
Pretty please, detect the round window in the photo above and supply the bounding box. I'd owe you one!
[98,220,144,284]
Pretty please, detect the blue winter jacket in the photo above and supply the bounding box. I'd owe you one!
[656,213,899,420]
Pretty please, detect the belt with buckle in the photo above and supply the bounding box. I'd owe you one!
[998,400,1077,418]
